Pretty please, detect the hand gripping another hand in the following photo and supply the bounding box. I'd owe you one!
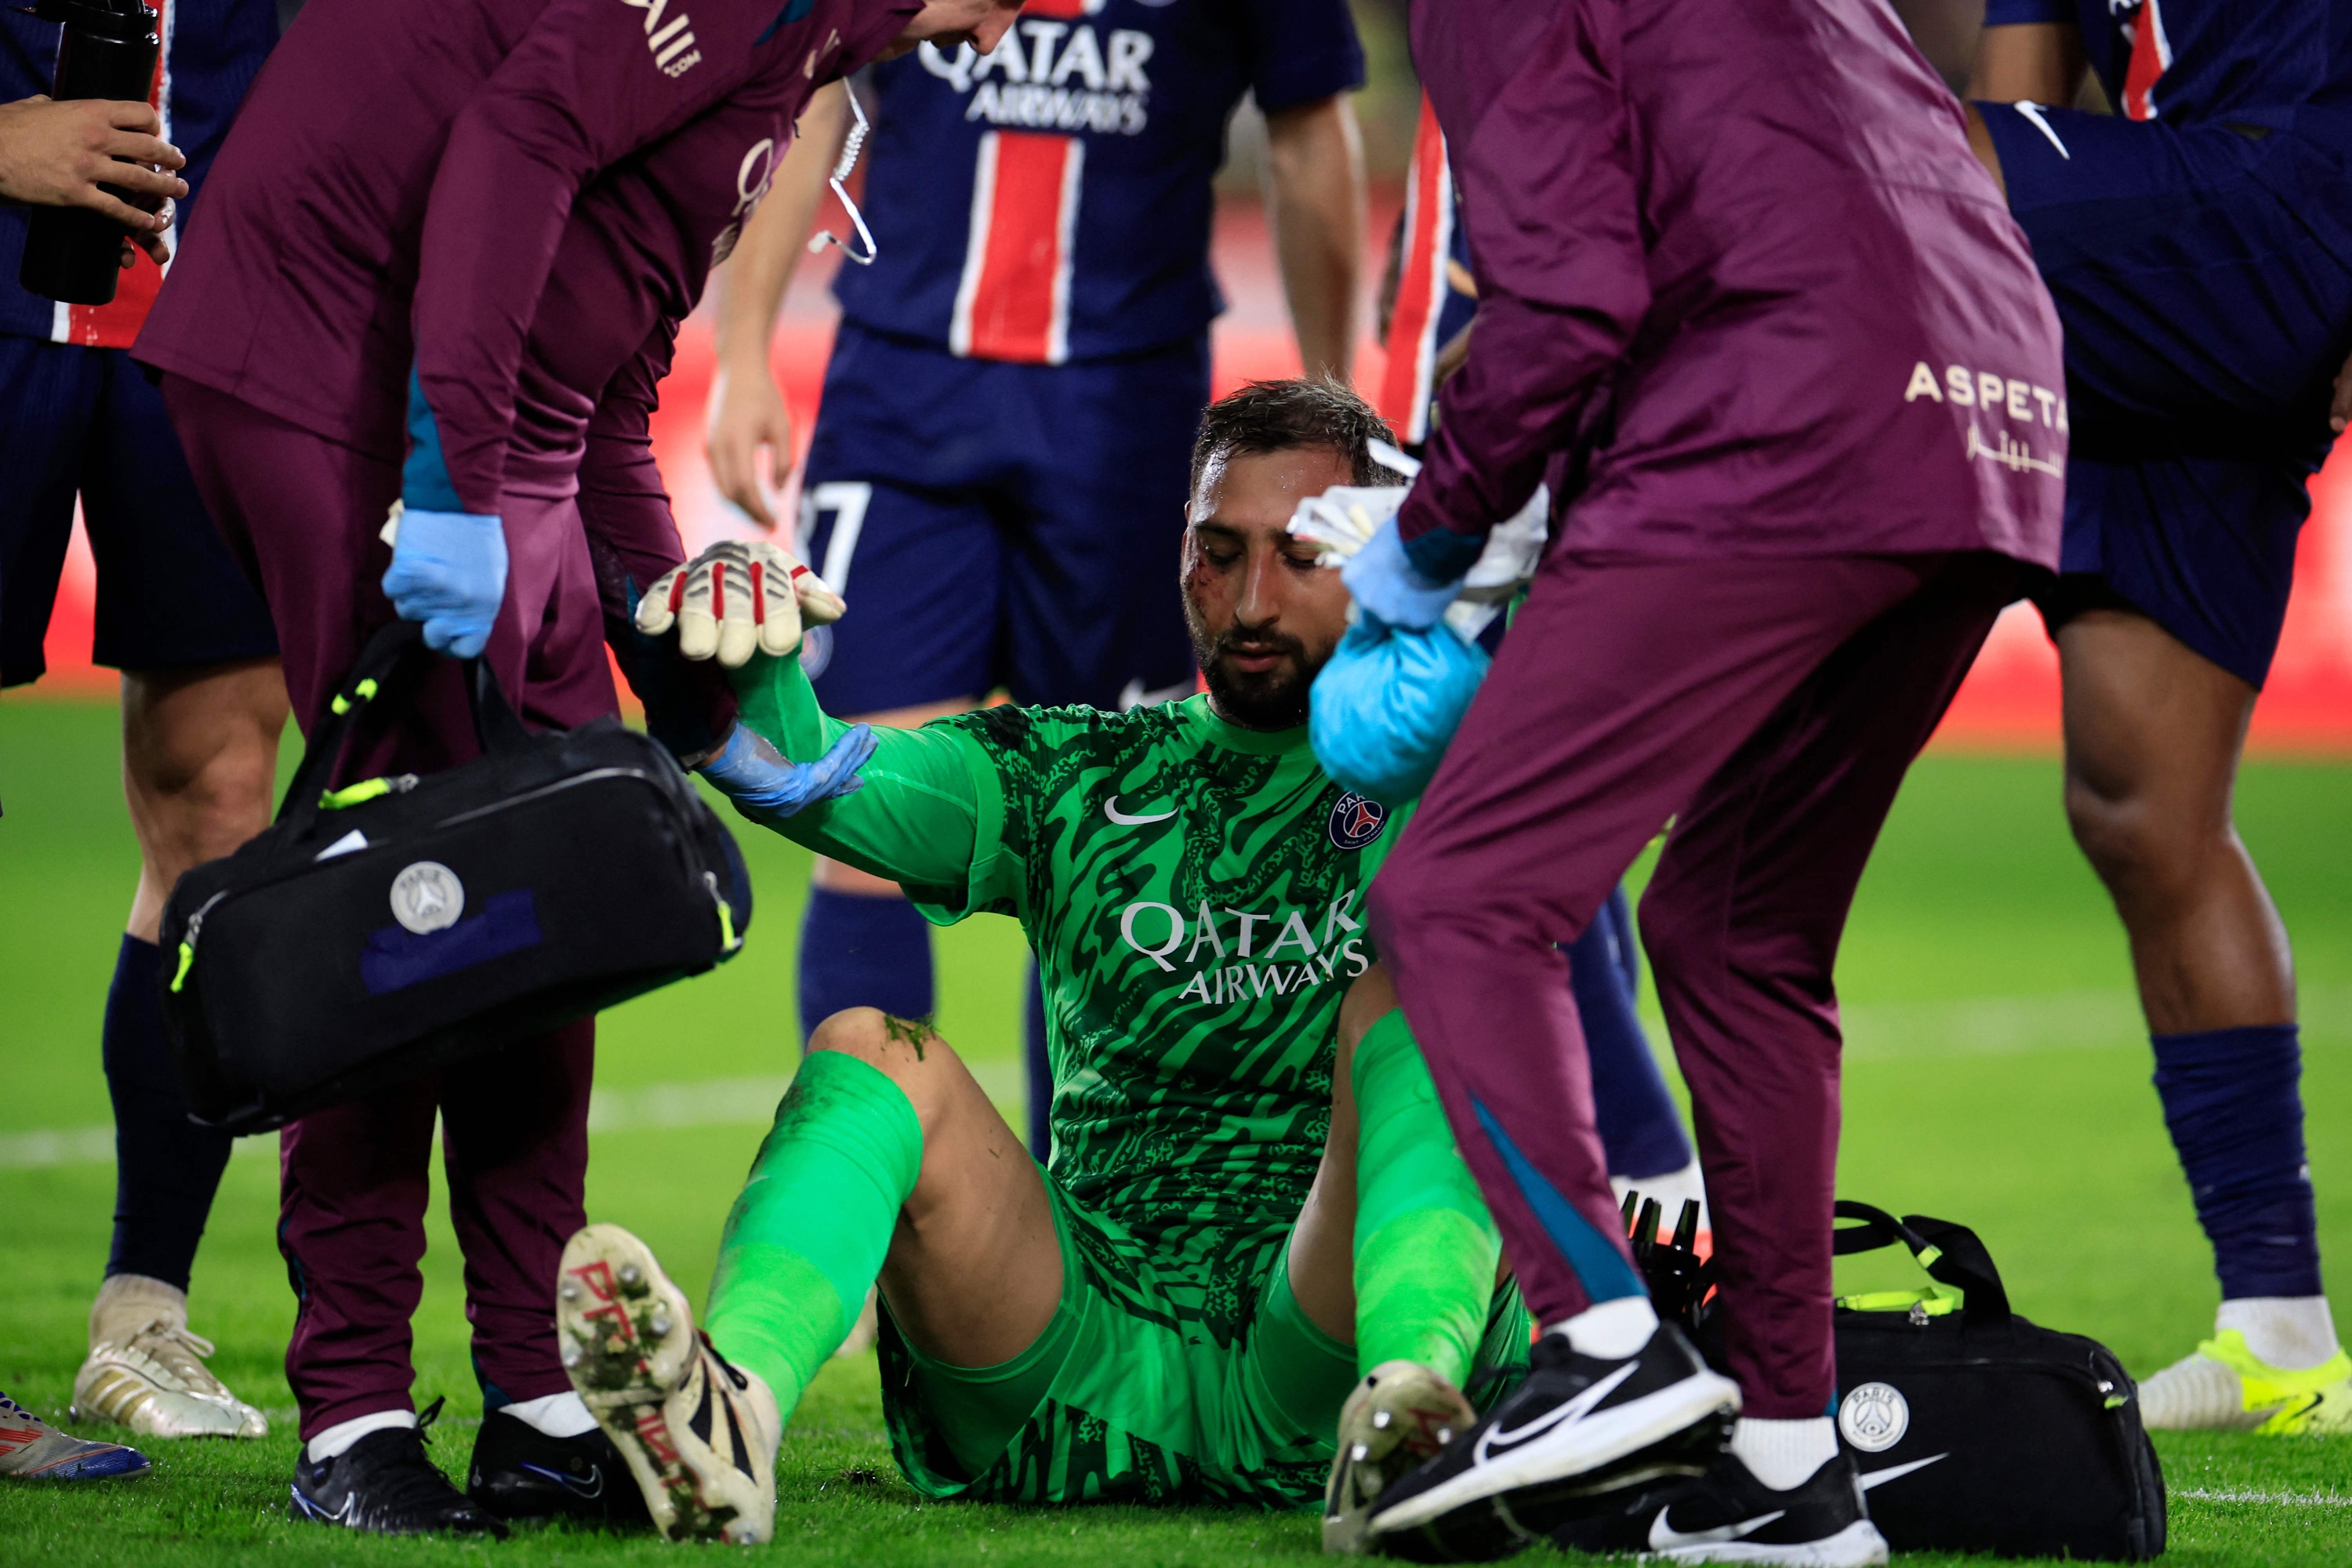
[635,540,868,820]
[695,719,877,827]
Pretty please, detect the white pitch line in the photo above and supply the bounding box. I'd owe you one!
[2175,1487,2352,1508]
[0,1060,1029,1170]
[1835,983,2349,1062]
[3,986,2344,1170]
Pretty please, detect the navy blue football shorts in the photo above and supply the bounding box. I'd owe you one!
[0,337,278,688]
[793,323,1203,715]
[1980,103,2352,686]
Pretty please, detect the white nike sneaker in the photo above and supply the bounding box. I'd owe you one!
[72,1274,267,1439]
[556,1224,779,1543]
[1323,1360,1477,1553]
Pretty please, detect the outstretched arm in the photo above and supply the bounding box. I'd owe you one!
[720,649,985,894]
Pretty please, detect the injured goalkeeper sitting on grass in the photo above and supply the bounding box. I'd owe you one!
[557,379,1534,1545]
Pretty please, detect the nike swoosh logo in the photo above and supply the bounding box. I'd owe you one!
[1473,1362,1636,1464]
[291,1484,359,1525]
[521,1460,605,1499]
[1859,1452,1948,1490]
[1117,677,1196,711]
[1650,1506,1786,1550]
[1104,797,1176,826]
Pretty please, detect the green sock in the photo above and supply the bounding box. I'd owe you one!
[704,1050,924,1416]
[1352,1008,1503,1386]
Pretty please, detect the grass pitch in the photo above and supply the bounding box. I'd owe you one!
[2,696,2349,1563]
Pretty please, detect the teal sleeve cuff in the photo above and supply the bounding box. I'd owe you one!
[403,365,467,514]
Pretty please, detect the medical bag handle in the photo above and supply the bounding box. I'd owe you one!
[1832,1200,2013,1325]
[278,619,535,837]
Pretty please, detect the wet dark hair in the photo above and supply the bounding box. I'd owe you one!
[1187,377,1401,506]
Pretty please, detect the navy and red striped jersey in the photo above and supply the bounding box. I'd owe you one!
[0,0,278,345]
[1375,93,1475,451]
[1981,1,2352,132]
[833,0,1363,365]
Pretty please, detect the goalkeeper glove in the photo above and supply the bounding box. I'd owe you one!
[379,503,507,659]
[1308,614,1490,804]
[698,720,877,826]
[635,539,845,666]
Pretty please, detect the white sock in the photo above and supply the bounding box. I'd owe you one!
[2218,1296,2341,1371]
[307,1409,416,1463]
[1552,1295,1659,1360]
[499,1390,597,1438]
[1731,1416,1836,1491]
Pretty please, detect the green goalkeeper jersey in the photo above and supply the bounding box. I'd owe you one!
[736,655,1403,1343]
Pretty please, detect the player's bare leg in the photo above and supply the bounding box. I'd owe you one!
[2058,608,2346,1432]
[559,1007,1062,1541]
[1295,967,1491,1553]
[75,657,285,1440]
[833,1008,1065,1364]
[118,658,289,948]
[2058,610,2293,1029]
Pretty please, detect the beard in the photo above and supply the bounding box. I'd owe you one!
[1185,615,1318,731]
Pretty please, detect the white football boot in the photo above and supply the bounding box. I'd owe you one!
[557,1224,779,1543]
[2140,1328,2352,1436]
[1323,1359,1478,1553]
[72,1274,267,1439]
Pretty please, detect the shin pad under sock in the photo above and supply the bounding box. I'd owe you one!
[704,1051,923,1414]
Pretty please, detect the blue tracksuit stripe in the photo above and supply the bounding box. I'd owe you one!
[1472,1096,1646,1305]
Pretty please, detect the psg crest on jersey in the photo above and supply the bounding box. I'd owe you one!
[1328,792,1387,851]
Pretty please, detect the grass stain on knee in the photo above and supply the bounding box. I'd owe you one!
[880,1014,935,1061]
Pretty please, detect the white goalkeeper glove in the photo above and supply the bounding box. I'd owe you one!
[634,539,845,667]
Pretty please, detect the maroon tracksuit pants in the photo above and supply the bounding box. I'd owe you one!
[1373,547,2027,1420]
[163,376,614,1438]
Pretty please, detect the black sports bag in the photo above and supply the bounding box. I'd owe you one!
[1822,1201,2166,1560]
[1621,1192,2166,1561]
[159,620,753,1134]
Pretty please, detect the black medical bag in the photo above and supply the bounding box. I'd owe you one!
[160,620,751,1134]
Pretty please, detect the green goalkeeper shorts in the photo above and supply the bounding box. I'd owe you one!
[876,1175,1530,1508]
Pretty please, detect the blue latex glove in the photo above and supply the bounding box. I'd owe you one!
[1309,615,1491,804]
[1341,514,1468,631]
[699,720,877,826]
[382,507,508,659]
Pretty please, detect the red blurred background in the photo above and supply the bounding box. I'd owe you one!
[33,194,2352,752]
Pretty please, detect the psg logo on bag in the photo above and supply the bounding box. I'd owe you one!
[390,862,465,935]
[1838,1381,1911,1452]
[1328,792,1387,851]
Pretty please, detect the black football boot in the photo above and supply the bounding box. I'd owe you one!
[466,1406,652,1527]
[291,1413,506,1537]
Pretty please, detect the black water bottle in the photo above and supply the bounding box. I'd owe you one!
[18,0,162,307]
